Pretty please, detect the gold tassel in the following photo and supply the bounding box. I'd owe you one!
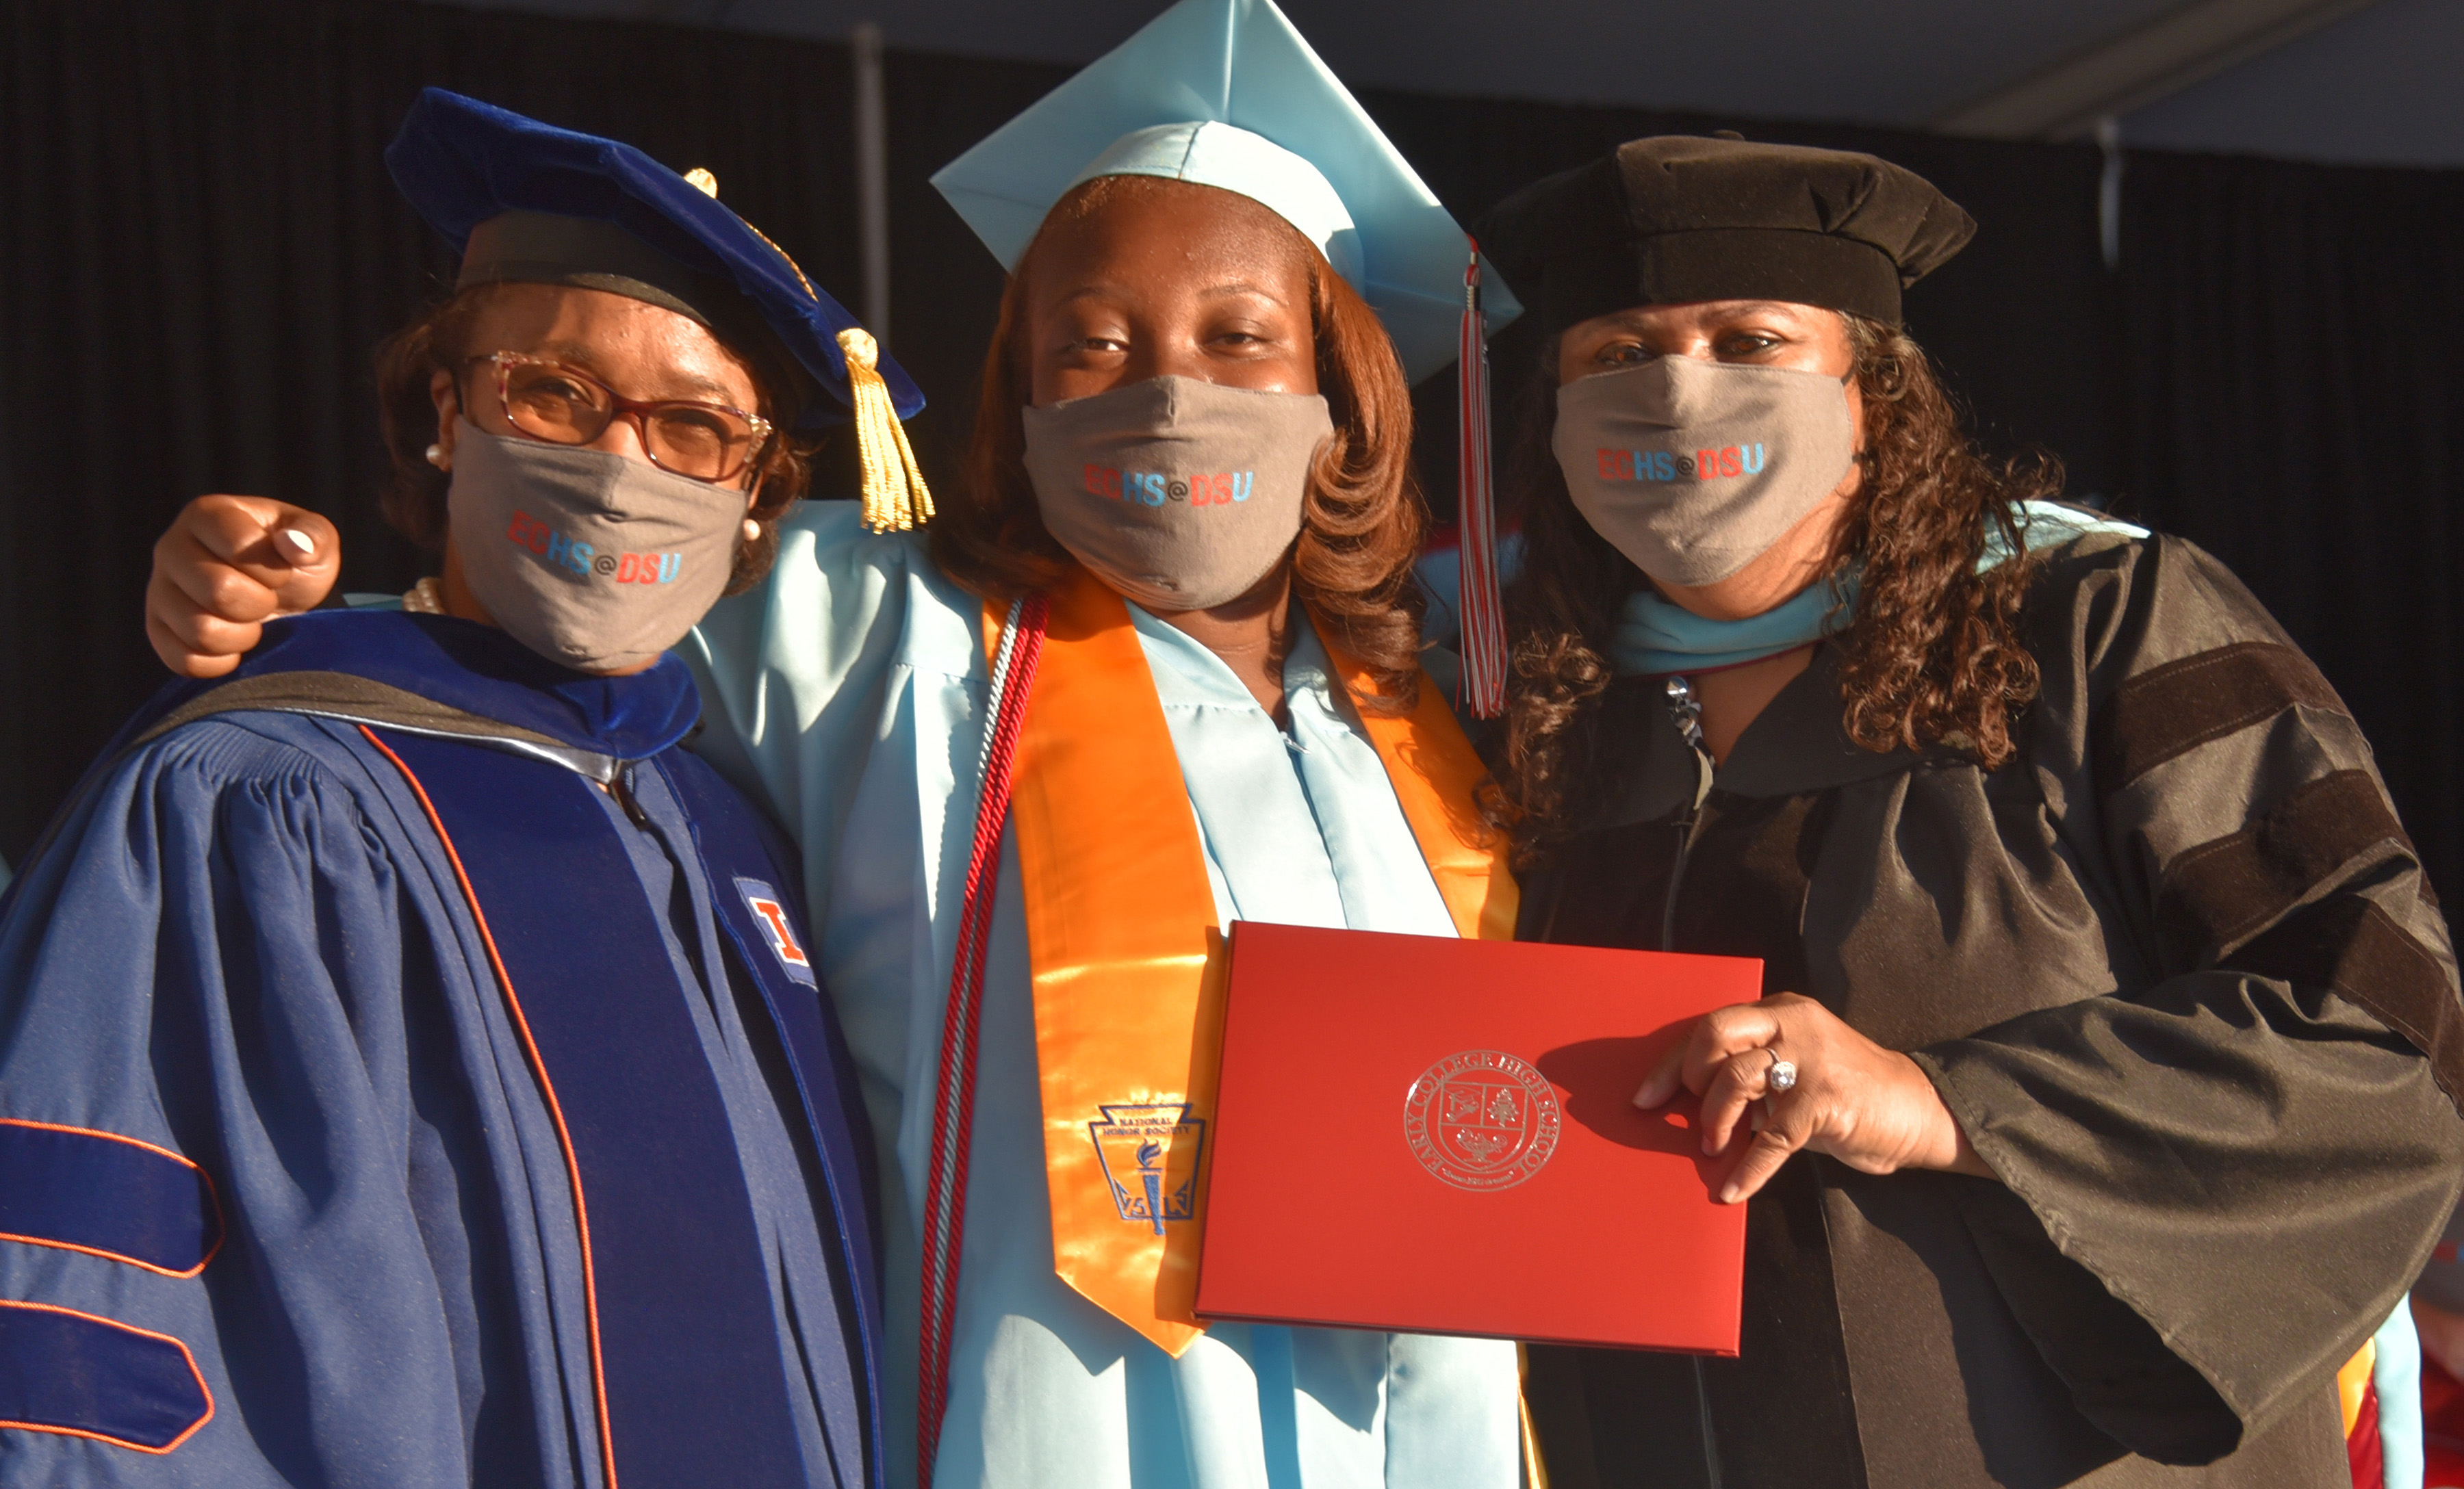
[688,182,923,530]
[836,326,934,533]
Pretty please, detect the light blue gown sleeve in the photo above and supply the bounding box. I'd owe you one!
[679,500,986,934]
[0,721,495,1486]
[676,498,991,1265]
[2375,1300,2424,1489]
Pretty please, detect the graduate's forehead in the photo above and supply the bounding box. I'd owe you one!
[1024,177,1316,317]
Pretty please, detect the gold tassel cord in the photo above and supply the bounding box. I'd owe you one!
[837,326,935,533]
[689,176,922,529]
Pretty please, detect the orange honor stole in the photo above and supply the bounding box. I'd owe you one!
[991,567,1517,1354]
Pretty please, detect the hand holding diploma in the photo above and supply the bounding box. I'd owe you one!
[1633,992,1995,1204]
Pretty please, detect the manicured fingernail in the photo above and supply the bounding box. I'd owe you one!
[280,528,316,557]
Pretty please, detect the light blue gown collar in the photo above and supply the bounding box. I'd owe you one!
[1122,600,1456,939]
[1123,598,1271,706]
[1610,500,2148,677]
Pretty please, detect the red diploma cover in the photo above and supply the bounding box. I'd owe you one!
[1195,922,1761,1353]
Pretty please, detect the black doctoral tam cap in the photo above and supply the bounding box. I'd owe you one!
[1476,135,1976,333]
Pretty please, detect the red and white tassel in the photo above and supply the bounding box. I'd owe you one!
[1456,239,1507,718]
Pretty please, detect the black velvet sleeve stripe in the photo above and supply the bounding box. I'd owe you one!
[2094,640,2345,792]
[2155,770,2408,957]
[2226,896,2464,1109]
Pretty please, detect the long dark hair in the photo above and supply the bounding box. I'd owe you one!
[926,175,1430,706]
[372,283,817,596]
[1500,315,2060,852]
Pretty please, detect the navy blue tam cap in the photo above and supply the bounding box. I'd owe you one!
[385,89,938,530]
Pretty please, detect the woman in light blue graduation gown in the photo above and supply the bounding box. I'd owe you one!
[684,502,1510,1489]
[681,4,1527,1482]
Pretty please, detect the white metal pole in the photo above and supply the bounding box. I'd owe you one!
[851,21,890,340]
[2096,115,2123,272]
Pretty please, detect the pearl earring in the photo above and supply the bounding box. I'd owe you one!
[424,443,447,468]
[741,519,762,542]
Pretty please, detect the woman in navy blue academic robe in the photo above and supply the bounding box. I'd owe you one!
[0,612,884,1488]
[0,88,898,1488]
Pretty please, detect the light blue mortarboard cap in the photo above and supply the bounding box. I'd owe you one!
[928,0,1519,384]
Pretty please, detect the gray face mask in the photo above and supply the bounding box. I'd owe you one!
[446,418,747,673]
[1552,357,1857,588]
[1021,376,1331,612]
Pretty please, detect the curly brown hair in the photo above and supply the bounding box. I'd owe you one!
[926,175,1428,707]
[372,283,817,597]
[1500,314,2059,851]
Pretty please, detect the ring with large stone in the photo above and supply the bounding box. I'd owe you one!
[1767,1057,1799,1094]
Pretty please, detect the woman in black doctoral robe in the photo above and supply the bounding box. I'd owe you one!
[1470,136,2464,1488]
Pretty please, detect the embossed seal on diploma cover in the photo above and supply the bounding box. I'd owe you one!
[1402,1050,1561,1191]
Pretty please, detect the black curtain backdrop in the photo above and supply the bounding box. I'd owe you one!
[0,0,873,861]
[2120,153,2464,916]
[1,0,2455,905]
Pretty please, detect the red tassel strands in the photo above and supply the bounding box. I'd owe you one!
[915,594,1049,1488]
[1456,239,1507,718]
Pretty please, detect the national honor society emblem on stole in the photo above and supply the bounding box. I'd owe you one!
[1403,1050,1561,1191]
[1088,1104,1207,1234]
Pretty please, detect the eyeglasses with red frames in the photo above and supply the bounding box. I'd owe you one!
[467,351,773,484]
